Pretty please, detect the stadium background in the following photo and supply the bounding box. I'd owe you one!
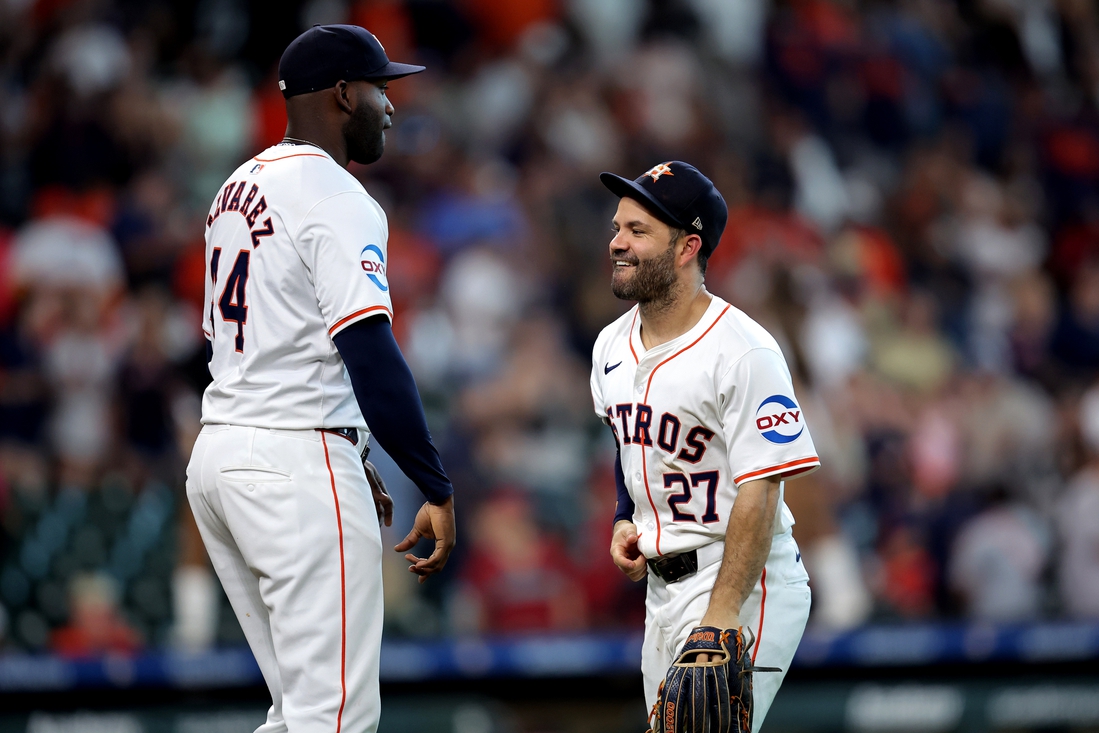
[2,0,1099,730]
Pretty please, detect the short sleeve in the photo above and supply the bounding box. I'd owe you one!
[296,191,394,336]
[721,348,820,486]
[590,356,605,420]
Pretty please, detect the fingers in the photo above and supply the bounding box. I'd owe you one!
[380,494,393,527]
[364,465,389,496]
[363,461,394,527]
[394,527,421,552]
[395,500,456,583]
[611,544,648,581]
[403,540,453,584]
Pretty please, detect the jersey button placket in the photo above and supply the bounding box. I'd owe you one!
[634,360,648,395]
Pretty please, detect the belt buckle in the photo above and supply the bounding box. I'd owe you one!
[648,550,698,583]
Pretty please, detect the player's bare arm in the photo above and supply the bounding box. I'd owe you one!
[611,519,647,581]
[701,476,782,632]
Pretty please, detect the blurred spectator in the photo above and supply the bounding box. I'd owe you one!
[11,208,123,295]
[871,290,955,394]
[164,54,254,208]
[51,573,141,657]
[876,524,937,619]
[1051,260,1099,375]
[451,492,586,634]
[1055,385,1099,618]
[949,485,1051,621]
[0,0,1098,650]
[573,456,647,630]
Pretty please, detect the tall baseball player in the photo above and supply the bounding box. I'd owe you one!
[590,162,819,732]
[186,26,455,733]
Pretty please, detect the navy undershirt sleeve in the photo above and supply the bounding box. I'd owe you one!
[613,445,635,525]
[333,316,454,504]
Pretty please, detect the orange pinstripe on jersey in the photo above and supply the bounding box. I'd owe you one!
[628,309,640,364]
[752,568,767,663]
[733,456,820,485]
[328,305,394,335]
[320,433,348,733]
[252,152,330,163]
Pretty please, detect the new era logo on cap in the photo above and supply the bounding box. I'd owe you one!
[692,217,703,230]
[279,80,286,90]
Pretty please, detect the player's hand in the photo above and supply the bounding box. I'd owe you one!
[362,459,393,527]
[695,613,742,663]
[394,496,455,583]
[610,520,647,582]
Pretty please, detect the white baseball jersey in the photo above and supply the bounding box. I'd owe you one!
[590,295,820,559]
[201,142,393,430]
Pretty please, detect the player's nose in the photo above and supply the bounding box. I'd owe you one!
[610,232,630,254]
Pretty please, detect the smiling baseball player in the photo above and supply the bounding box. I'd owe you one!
[590,162,819,732]
[187,26,455,733]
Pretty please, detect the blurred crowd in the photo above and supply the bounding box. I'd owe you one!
[2,0,1099,656]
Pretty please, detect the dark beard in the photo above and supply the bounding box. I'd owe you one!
[344,101,385,165]
[611,243,679,306]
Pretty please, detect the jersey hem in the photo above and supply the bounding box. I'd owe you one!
[733,456,820,486]
[328,305,393,335]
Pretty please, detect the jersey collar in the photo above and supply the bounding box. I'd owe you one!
[254,142,336,163]
[630,295,726,361]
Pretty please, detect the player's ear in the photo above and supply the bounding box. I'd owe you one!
[334,81,354,115]
[679,233,703,267]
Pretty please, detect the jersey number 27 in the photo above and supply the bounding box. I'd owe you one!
[210,248,250,353]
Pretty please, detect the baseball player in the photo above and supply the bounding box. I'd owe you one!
[590,162,819,731]
[186,26,455,733]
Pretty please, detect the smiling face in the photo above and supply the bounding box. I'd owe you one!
[343,79,394,165]
[609,197,685,305]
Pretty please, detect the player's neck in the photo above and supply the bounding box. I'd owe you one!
[638,285,712,350]
[282,125,349,167]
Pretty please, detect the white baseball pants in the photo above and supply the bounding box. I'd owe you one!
[186,424,384,733]
[642,531,811,733]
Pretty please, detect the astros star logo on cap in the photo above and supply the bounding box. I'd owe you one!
[646,162,674,182]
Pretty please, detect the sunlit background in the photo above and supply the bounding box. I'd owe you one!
[1,0,1099,731]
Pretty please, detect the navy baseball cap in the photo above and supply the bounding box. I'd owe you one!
[600,162,728,256]
[278,24,425,98]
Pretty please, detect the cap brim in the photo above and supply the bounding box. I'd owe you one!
[362,61,426,80]
[599,172,686,229]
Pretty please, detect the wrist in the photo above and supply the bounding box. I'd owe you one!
[612,519,636,539]
[700,600,740,630]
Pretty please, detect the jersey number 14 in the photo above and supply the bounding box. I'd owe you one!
[210,248,250,353]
